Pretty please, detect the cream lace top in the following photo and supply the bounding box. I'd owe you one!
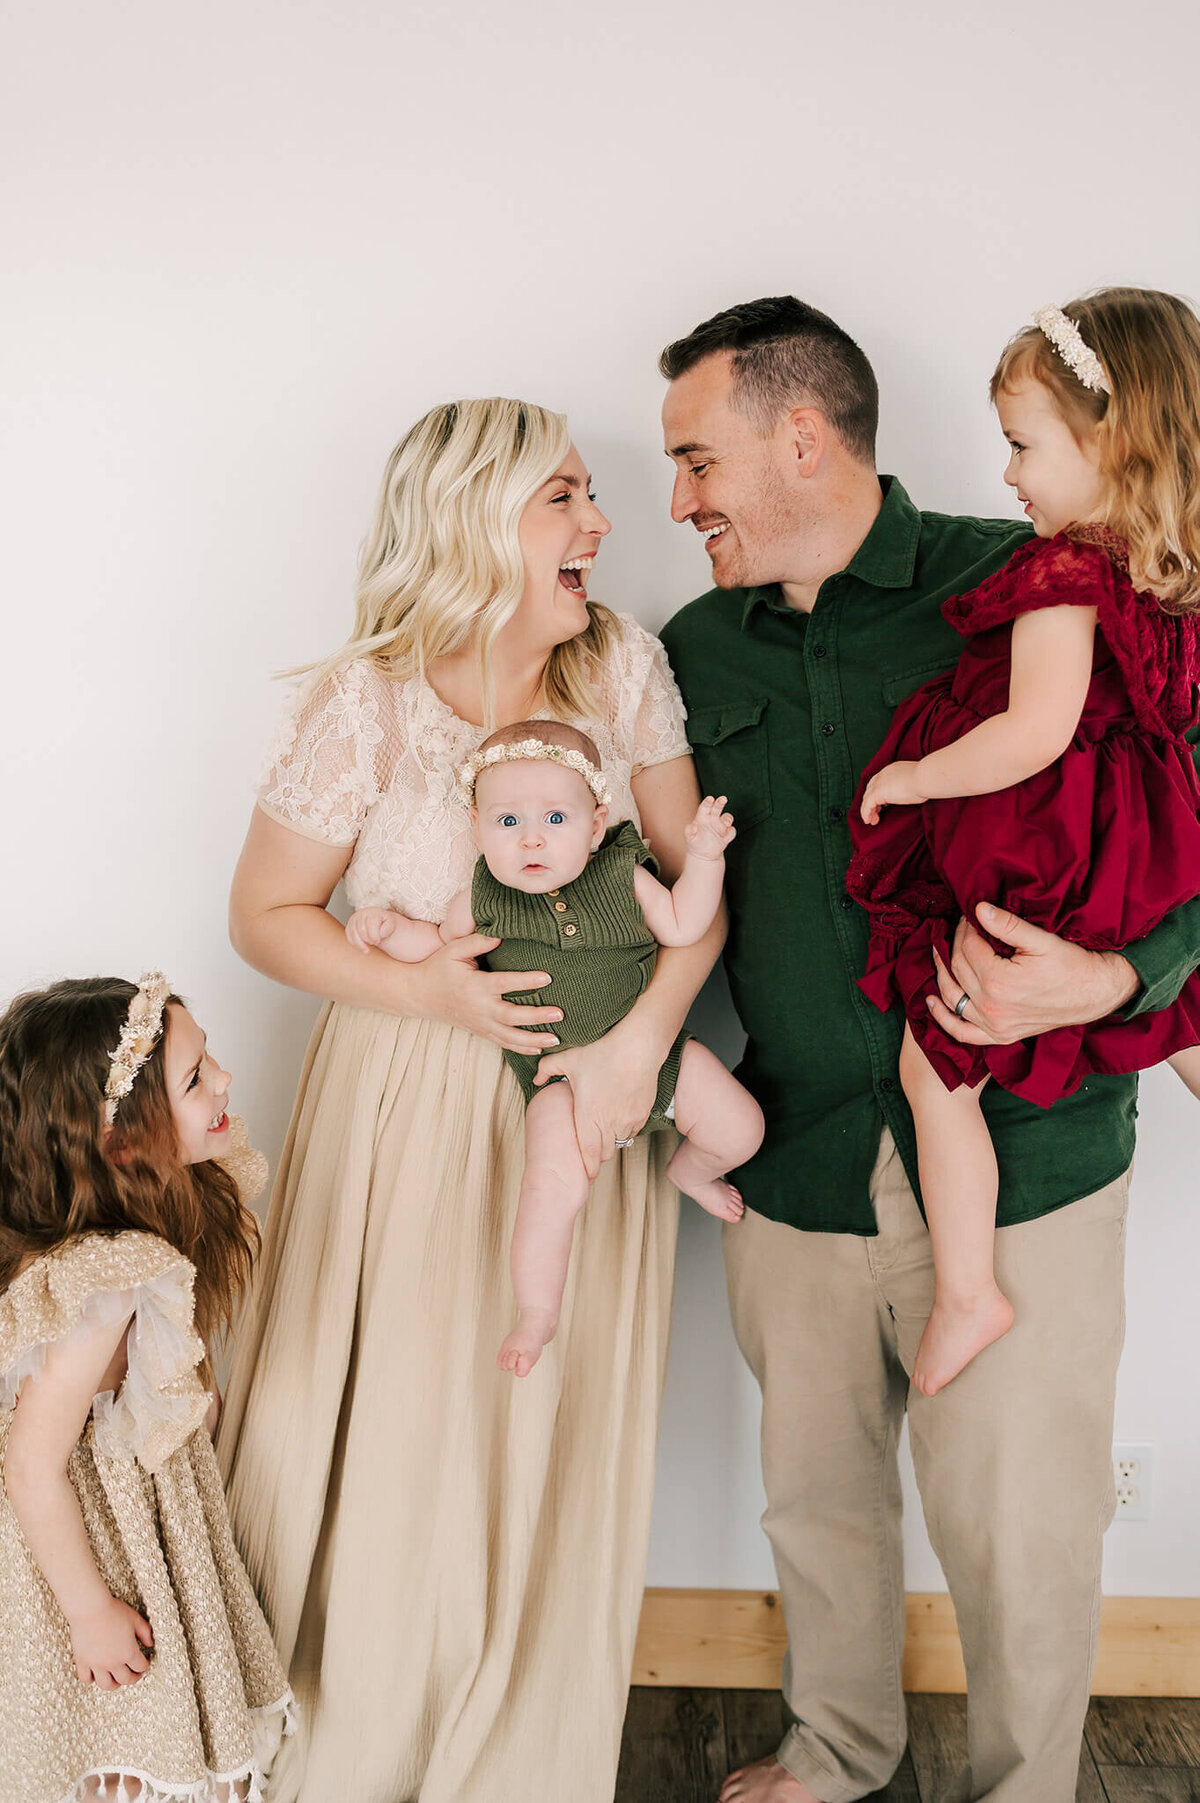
[257,614,692,922]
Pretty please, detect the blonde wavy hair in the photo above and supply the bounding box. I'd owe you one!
[990,287,1200,613]
[299,397,618,722]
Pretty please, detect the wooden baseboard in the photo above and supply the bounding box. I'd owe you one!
[633,1589,1200,1697]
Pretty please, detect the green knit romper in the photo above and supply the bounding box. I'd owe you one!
[471,819,689,1133]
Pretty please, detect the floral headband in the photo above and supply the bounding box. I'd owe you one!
[104,971,171,1126]
[1033,305,1111,395]
[459,737,612,806]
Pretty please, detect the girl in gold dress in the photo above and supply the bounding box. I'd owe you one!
[0,974,292,1803]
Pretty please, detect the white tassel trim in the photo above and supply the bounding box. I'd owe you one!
[58,1688,297,1803]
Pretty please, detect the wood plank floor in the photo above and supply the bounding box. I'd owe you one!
[616,1689,1200,1802]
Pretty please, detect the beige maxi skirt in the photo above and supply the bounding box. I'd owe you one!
[218,1002,678,1803]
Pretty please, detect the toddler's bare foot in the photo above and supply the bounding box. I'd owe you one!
[497,1308,558,1377]
[718,1756,820,1801]
[912,1285,1015,1397]
[666,1144,746,1223]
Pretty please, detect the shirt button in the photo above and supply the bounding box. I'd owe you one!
[813,645,827,659]
[548,889,560,897]
[840,894,855,911]
[821,722,836,737]
[879,1077,896,1093]
[563,924,577,936]
[554,901,568,912]
[828,805,845,823]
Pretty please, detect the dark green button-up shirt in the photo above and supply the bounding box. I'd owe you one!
[660,477,1200,1234]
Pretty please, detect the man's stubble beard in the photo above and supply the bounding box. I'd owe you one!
[723,461,814,591]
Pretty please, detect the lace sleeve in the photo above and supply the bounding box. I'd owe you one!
[257,660,387,846]
[943,534,1112,639]
[625,623,691,775]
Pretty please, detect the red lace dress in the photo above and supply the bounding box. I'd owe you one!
[845,532,1200,1105]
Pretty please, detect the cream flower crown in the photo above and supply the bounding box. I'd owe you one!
[104,971,171,1126]
[1033,305,1111,395]
[459,737,612,805]
[102,973,268,1197]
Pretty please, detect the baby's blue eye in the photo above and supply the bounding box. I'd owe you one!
[500,814,518,828]
[546,811,565,826]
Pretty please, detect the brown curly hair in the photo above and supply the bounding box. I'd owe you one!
[0,977,259,1346]
[990,287,1200,613]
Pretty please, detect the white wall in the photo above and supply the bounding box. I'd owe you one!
[3,0,1196,1599]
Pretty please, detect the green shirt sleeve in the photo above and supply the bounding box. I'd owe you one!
[1121,726,1200,1017]
[1122,896,1200,1015]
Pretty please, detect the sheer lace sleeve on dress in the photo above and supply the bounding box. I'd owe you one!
[619,619,691,775]
[257,660,388,846]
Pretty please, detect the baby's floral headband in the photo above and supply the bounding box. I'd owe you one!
[104,971,170,1125]
[459,737,612,806]
[1033,305,1111,395]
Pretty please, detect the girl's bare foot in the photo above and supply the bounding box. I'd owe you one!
[718,1755,820,1800]
[497,1307,558,1377]
[665,1143,746,1223]
[912,1285,1015,1397]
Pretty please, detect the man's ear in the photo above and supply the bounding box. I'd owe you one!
[786,406,827,477]
[591,803,609,849]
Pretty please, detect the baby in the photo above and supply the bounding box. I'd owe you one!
[347,720,764,1375]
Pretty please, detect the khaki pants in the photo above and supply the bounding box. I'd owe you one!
[723,1128,1129,1803]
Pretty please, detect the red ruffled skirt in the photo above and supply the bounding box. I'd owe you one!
[846,675,1200,1106]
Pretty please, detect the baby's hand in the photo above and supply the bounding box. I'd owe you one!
[71,1594,154,1688]
[346,907,398,953]
[685,795,736,860]
[860,761,926,825]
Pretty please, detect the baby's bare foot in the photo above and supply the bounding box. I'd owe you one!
[497,1308,558,1377]
[689,1179,745,1223]
[666,1145,746,1223]
[912,1286,1015,1397]
[718,1755,820,1801]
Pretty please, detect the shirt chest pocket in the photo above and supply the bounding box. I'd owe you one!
[684,698,772,830]
[881,658,959,708]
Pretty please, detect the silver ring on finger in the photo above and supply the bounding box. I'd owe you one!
[954,990,971,1019]
[614,1136,636,1149]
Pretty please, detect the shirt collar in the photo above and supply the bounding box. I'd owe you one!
[740,475,921,628]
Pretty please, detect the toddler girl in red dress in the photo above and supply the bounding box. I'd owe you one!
[847,288,1200,1397]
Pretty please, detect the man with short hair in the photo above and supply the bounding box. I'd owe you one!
[657,297,1200,1803]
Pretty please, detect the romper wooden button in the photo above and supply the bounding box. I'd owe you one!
[554,901,568,912]
[563,924,577,936]
[548,889,560,896]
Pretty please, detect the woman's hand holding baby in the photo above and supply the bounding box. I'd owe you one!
[344,903,563,1052]
[407,935,564,1055]
[534,1022,665,1179]
[860,760,927,824]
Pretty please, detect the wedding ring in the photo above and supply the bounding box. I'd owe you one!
[615,1136,636,1148]
[954,991,971,1019]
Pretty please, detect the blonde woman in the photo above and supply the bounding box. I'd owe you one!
[217,399,715,1803]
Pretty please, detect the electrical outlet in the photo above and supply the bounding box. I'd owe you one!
[1112,1443,1154,1521]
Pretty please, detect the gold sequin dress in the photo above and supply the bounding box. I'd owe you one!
[0,1230,294,1803]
